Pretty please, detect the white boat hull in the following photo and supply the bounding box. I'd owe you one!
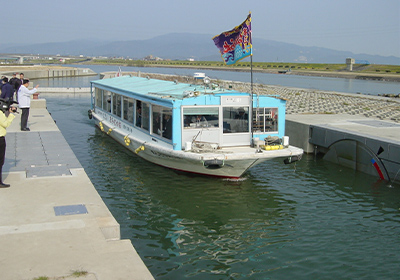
[93,113,303,178]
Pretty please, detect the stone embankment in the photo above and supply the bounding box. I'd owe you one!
[234,83,400,122]
[139,72,400,123]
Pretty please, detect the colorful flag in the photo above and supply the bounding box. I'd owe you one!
[212,13,252,65]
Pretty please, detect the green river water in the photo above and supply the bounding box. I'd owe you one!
[45,96,400,279]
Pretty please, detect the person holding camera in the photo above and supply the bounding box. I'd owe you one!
[0,102,17,188]
[17,79,39,131]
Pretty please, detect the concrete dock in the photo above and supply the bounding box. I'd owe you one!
[286,114,400,183]
[0,100,154,279]
[0,65,97,80]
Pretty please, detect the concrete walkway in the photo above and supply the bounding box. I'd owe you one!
[0,100,154,279]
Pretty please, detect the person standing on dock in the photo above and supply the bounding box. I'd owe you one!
[0,76,5,91]
[17,79,39,131]
[14,73,24,100]
[9,73,19,99]
[1,78,14,100]
[0,102,17,188]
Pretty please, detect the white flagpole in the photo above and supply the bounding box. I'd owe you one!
[250,12,254,144]
[250,52,254,145]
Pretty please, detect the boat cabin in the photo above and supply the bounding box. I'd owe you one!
[91,75,286,151]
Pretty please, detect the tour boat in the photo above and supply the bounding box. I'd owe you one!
[89,74,303,178]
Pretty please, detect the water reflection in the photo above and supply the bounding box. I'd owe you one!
[299,154,400,212]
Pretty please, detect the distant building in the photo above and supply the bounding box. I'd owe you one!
[346,58,355,71]
[0,56,20,64]
[143,55,163,61]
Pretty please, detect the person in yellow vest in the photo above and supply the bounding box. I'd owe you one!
[0,100,17,187]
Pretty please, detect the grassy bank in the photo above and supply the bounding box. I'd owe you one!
[27,58,400,81]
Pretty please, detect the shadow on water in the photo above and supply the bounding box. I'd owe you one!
[46,96,400,280]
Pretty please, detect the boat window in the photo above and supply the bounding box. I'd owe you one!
[103,91,111,112]
[123,97,134,123]
[135,100,150,132]
[152,105,172,140]
[95,88,102,107]
[253,107,278,133]
[183,107,219,128]
[223,107,249,133]
[152,105,163,136]
[162,108,172,140]
[135,100,142,128]
[112,93,122,118]
[142,102,150,131]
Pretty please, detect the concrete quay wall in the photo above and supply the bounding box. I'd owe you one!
[0,99,154,280]
[29,67,97,79]
[0,65,97,80]
[38,87,90,94]
[286,114,400,184]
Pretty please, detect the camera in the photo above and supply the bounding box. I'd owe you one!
[0,98,18,113]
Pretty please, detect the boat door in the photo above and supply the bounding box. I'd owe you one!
[221,96,251,147]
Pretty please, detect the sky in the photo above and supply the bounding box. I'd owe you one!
[4,0,399,58]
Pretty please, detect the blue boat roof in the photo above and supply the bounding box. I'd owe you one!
[91,75,244,100]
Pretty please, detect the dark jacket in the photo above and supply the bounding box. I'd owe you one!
[15,79,23,92]
[9,77,22,92]
[9,77,18,90]
[1,83,14,100]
